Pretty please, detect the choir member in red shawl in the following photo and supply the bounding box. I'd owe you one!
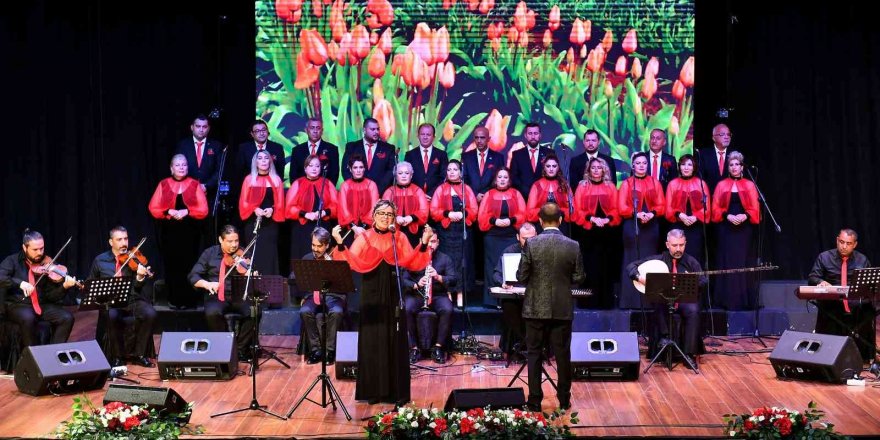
[477,167,526,307]
[337,154,379,240]
[430,159,478,302]
[573,157,620,309]
[285,155,338,266]
[382,161,429,247]
[330,200,433,405]
[617,152,666,309]
[526,154,572,235]
[664,154,711,266]
[148,154,208,308]
[239,150,285,275]
[711,151,760,310]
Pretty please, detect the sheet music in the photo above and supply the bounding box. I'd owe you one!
[501,253,521,284]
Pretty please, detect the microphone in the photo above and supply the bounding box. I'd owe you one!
[253,215,263,234]
[388,224,397,232]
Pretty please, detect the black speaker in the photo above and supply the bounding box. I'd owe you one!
[334,331,358,380]
[769,330,862,383]
[570,332,640,380]
[14,340,111,396]
[157,332,237,380]
[104,385,190,422]
[444,388,526,411]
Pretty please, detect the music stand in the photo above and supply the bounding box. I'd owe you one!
[231,275,289,374]
[643,272,700,374]
[81,277,138,384]
[835,267,880,364]
[286,259,354,421]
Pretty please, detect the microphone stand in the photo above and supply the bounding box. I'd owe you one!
[560,148,574,239]
[315,166,329,230]
[212,144,229,239]
[693,150,721,346]
[455,167,482,356]
[630,174,648,341]
[744,165,780,346]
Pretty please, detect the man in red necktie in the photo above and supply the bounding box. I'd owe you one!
[236,120,288,188]
[342,117,397,192]
[698,123,731,192]
[403,123,448,201]
[808,228,875,361]
[296,227,348,364]
[647,128,678,188]
[175,114,220,196]
[509,122,552,198]
[289,117,340,186]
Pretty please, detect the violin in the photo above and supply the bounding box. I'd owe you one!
[31,256,84,289]
[222,249,252,275]
[116,249,155,278]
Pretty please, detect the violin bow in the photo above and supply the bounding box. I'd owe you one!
[220,235,259,283]
[32,236,73,287]
[113,237,148,277]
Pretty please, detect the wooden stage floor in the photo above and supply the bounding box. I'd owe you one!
[1,310,879,439]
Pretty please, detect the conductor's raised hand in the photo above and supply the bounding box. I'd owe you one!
[421,225,434,244]
[332,225,345,244]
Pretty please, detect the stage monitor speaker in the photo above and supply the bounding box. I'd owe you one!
[104,384,190,422]
[158,332,237,380]
[334,331,358,380]
[444,387,526,411]
[571,332,640,380]
[769,330,862,383]
[14,340,111,396]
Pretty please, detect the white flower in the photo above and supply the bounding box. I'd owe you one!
[757,416,765,422]
[729,431,737,437]
[406,413,413,420]
[537,421,544,427]
[493,417,500,424]
[429,422,436,428]
[410,421,418,428]
[100,419,108,428]
[422,409,429,418]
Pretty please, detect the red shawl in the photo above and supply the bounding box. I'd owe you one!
[526,178,571,222]
[617,176,666,219]
[430,182,479,228]
[382,184,429,234]
[333,229,430,273]
[285,176,338,224]
[573,180,620,229]
[148,177,208,220]
[477,188,526,232]
[239,174,285,222]
[338,178,380,227]
[711,178,760,224]
[665,177,711,224]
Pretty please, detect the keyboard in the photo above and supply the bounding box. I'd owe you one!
[796,285,849,301]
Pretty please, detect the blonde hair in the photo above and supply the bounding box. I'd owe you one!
[250,150,281,185]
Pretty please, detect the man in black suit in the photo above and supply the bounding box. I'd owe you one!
[175,114,223,197]
[461,126,505,204]
[341,117,396,192]
[404,123,448,200]
[646,129,678,188]
[290,117,340,186]
[402,234,457,364]
[235,120,286,185]
[509,122,553,198]
[568,129,618,188]
[517,203,585,411]
[296,227,347,364]
[698,123,731,191]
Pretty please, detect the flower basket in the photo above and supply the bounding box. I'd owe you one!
[722,401,851,439]
[55,394,202,439]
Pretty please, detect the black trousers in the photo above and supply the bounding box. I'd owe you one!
[524,318,572,407]
[300,294,346,352]
[652,302,701,355]
[404,294,453,348]
[102,300,157,358]
[6,303,74,347]
[500,298,526,354]
[816,300,877,361]
[204,298,254,354]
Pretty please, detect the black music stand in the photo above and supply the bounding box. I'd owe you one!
[286,259,354,421]
[643,272,700,374]
[231,275,289,374]
[81,277,138,384]
[833,268,880,364]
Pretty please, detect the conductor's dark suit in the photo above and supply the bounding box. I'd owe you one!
[516,228,585,409]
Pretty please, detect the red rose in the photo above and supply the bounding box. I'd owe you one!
[107,418,120,431]
[460,417,474,434]
[662,161,670,169]
[376,152,387,159]
[104,402,125,412]
[367,420,377,429]
[123,417,140,431]
[207,148,215,156]
[381,413,394,424]
[774,417,792,435]
[319,154,328,161]
[433,418,447,436]
[432,158,440,165]
[744,420,755,430]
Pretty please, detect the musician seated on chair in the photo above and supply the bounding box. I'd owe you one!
[402,234,457,364]
[492,222,537,363]
[808,228,874,362]
[626,229,707,367]
[87,226,157,368]
[295,227,347,365]
[0,230,76,348]
[188,225,255,362]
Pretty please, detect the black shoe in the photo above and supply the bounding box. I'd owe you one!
[307,350,323,364]
[132,357,154,368]
[326,350,336,365]
[431,346,446,364]
[559,401,571,411]
[110,358,125,367]
[409,347,421,364]
[525,403,542,412]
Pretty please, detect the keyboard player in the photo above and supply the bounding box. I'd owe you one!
[807,228,875,361]
[491,222,536,362]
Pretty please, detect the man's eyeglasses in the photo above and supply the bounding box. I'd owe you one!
[253,128,268,134]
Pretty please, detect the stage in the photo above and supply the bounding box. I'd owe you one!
[0,310,879,439]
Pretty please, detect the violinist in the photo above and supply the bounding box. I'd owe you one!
[87,226,157,367]
[188,225,255,361]
[0,230,76,347]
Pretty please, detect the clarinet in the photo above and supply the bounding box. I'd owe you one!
[421,247,434,310]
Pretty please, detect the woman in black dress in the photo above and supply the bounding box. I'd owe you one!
[239,150,285,274]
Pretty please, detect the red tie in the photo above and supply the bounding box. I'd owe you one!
[217,258,227,302]
[366,143,374,169]
[423,149,430,173]
[841,256,850,313]
[114,260,121,275]
[652,154,660,178]
[479,151,486,175]
[257,143,265,151]
[529,148,537,172]
[196,141,204,168]
[718,151,725,175]
[25,261,43,315]
[310,143,317,156]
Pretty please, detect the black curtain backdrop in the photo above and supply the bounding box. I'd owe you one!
[1,0,877,282]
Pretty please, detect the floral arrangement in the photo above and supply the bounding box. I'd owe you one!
[55,395,201,440]
[365,404,578,439]
[722,401,851,440]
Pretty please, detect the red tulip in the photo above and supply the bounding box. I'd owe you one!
[311,0,323,17]
[526,10,536,30]
[433,26,450,64]
[351,25,371,61]
[294,51,320,89]
[670,115,680,135]
[641,72,657,100]
[378,28,393,55]
[507,27,519,45]
[367,0,394,26]
[370,30,379,45]
[513,1,528,32]
[366,14,381,29]
[672,79,686,100]
[372,99,395,140]
[439,61,455,88]
[601,30,613,53]
[586,46,604,72]
[486,22,501,40]
[548,5,560,31]
[542,30,552,48]
[292,8,302,23]
[336,33,352,65]
[467,0,479,11]
[631,57,642,79]
[569,18,586,45]
[372,78,385,103]
[301,29,329,66]
[615,56,627,76]
[580,44,587,59]
[604,79,614,98]
[275,0,298,22]
[368,49,386,78]
[478,0,494,14]
[442,0,454,9]
[645,56,659,77]
[443,120,455,142]
[490,38,500,53]
[329,0,347,42]
[411,22,434,64]
[484,109,510,152]
[679,56,694,87]
[622,29,637,54]
[583,19,592,41]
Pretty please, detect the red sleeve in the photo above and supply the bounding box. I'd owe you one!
[398,233,431,271]
[365,181,379,226]
[321,180,338,221]
[477,190,494,231]
[512,191,526,229]
[711,180,730,223]
[338,182,355,227]
[743,181,761,224]
[333,232,383,273]
[148,180,169,219]
[618,179,633,219]
[604,184,621,226]
[573,184,592,229]
[525,182,542,222]
[413,187,429,226]
[464,186,478,225]
[285,179,303,220]
[429,185,446,224]
[664,179,681,223]
[239,178,256,221]
[272,177,286,222]
[650,178,665,217]
[186,179,209,219]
